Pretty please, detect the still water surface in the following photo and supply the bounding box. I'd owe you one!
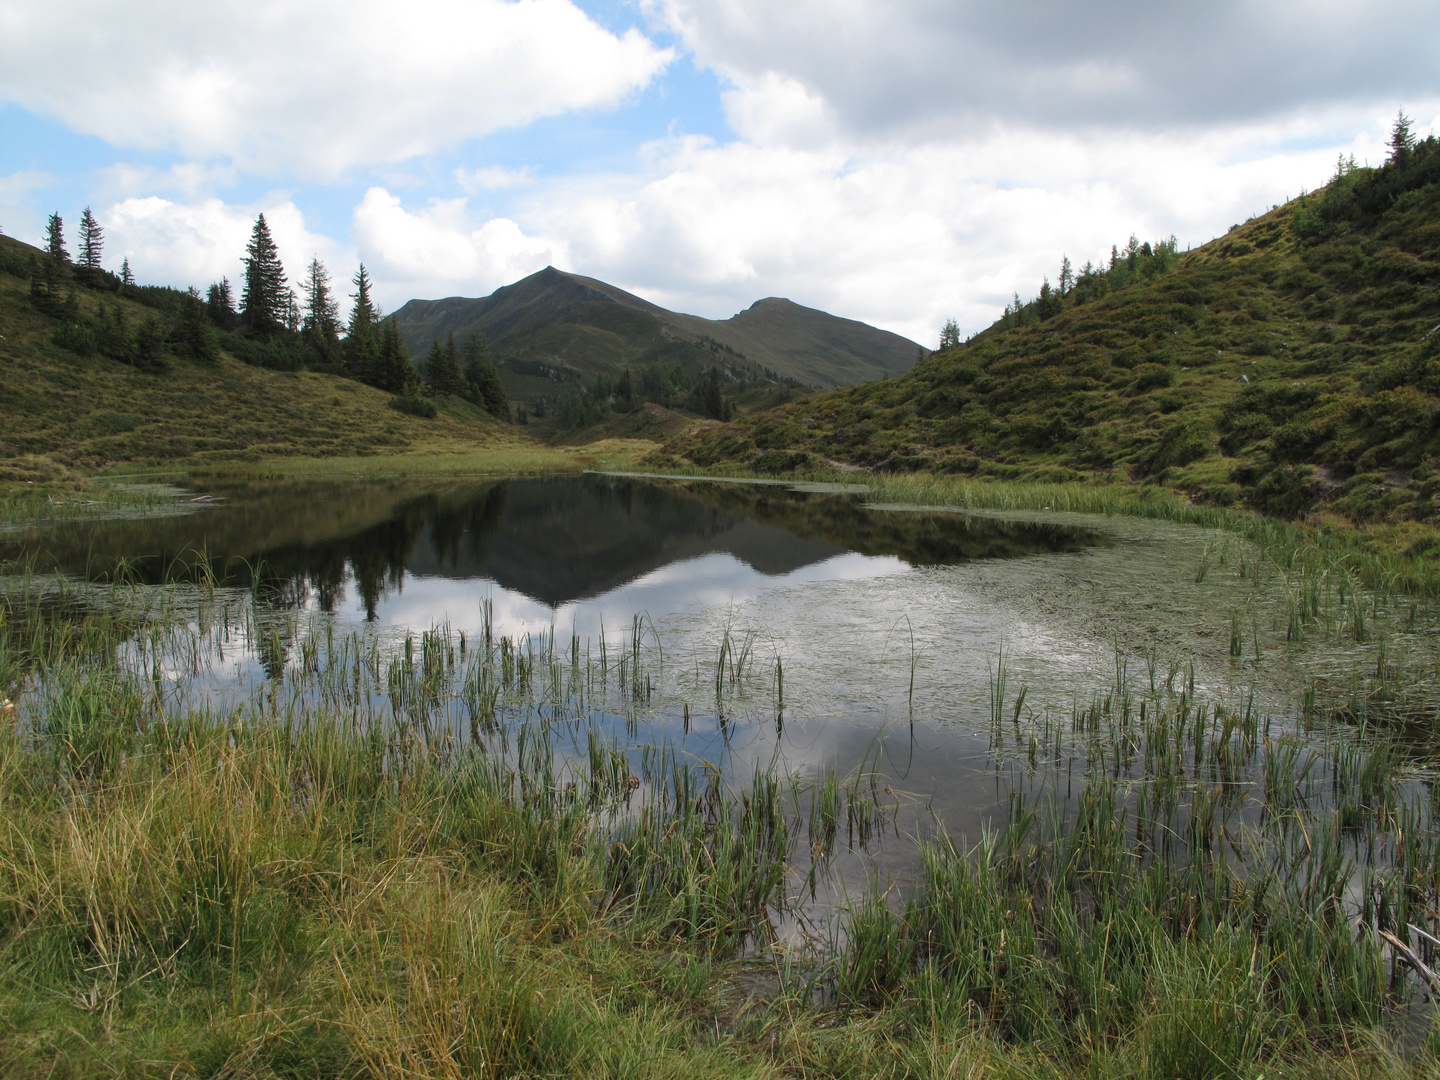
[6,472,1438,905]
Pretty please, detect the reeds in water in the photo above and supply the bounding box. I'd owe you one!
[1,571,1438,1077]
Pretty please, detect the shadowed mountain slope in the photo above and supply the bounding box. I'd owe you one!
[391,266,921,391]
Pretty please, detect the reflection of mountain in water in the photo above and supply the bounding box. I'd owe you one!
[5,476,1103,616]
[406,479,844,606]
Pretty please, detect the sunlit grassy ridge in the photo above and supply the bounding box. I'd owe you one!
[0,234,531,479]
[662,155,1440,530]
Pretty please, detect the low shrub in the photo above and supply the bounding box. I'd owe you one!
[389,393,437,419]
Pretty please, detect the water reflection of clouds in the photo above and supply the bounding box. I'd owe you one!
[369,550,911,642]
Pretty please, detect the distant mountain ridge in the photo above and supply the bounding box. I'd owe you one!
[391,266,920,391]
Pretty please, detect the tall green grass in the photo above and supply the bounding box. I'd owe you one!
[1,574,1437,1077]
[828,655,1440,1076]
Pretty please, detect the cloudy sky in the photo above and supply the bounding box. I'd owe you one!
[2,0,1436,345]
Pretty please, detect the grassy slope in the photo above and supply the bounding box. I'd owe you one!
[0,235,544,480]
[662,168,1440,530]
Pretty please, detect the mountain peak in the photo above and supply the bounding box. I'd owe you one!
[392,272,920,390]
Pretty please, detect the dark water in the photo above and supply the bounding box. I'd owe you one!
[3,473,1102,630]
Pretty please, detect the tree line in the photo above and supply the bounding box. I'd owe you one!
[936,232,1181,351]
[934,110,1436,352]
[1293,110,1439,241]
[19,210,507,421]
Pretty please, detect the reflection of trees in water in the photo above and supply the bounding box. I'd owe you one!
[428,482,509,573]
[255,620,289,681]
[254,483,510,619]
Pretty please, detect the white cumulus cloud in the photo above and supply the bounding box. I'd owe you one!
[352,187,563,309]
[0,0,672,178]
[0,170,55,242]
[103,196,351,294]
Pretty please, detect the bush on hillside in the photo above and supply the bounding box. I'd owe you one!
[389,393,436,419]
[223,333,305,371]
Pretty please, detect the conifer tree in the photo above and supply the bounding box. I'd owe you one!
[1058,255,1073,296]
[939,319,961,349]
[697,365,728,420]
[96,301,133,363]
[371,318,418,393]
[300,258,341,367]
[616,366,635,409]
[462,331,509,420]
[173,286,220,362]
[1390,109,1416,165]
[45,213,70,264]
[1124,235,1140,270]
[240,213,288,337]
[426,332,463,397]
[28,254,64,315]
[120,257,135,286]
[206,278,237,329]
[78,207,103,270]
[343,263,380,379]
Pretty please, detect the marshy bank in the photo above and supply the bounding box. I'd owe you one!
[2,473,1440,1077]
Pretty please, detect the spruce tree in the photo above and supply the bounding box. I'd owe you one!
[78,207,103,270]
[1059,255,1073,296]
[1390,109,1416,165]
[300,258,341,367]
[1124,235,1140,270]
[120,257,135,286]
[343,263,380,379]
[96,301,134,363]
[45,213,70,264]
[697,366,726,420]
[426,332,463,397]
[939,319,961,349]
[371,318,418,393]
[462,331,509,420]
[423,338,445,391]
[206,278,237,329]
[285,289,302,333]
[240,213,288,337]
[173,287,220,363]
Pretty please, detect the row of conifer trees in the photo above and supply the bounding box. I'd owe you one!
[28,209,507,421]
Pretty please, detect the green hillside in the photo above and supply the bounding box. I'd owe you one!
[664,145,1440,524]
[0,234,520,481]
[390,266,921,404]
